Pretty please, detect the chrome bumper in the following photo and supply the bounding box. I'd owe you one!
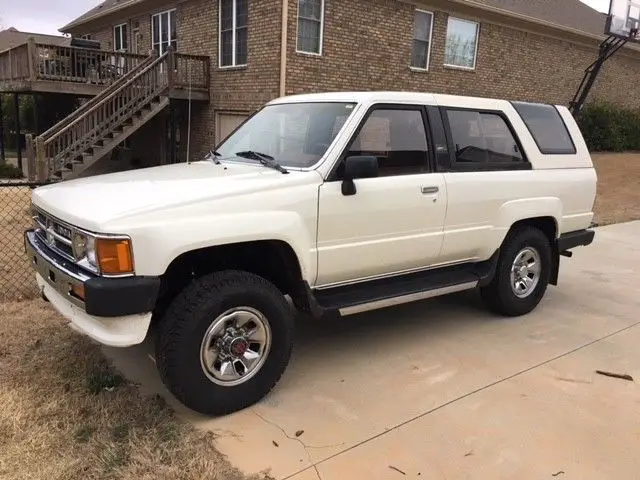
[24,229,90,309]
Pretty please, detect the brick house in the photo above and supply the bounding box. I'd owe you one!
[3,0,639,179]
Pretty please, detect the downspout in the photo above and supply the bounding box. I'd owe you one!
[279,0,288,97]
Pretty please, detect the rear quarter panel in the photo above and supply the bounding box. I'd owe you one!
[437,101,597,263]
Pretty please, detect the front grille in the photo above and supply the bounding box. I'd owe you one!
[34,208,75,261]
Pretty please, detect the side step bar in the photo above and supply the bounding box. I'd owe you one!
[312,258,497,316]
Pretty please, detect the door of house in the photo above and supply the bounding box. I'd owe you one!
[113,23,128,74]
[216,113,249,145]
[152,9,177,56]
[132,28,140,55]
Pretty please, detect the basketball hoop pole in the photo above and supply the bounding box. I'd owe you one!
[569,15,630,117]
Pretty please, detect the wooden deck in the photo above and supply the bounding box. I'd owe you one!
[0,40,210,100]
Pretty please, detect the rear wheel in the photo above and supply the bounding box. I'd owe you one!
[155,270,294,415]
[481,226,552,316]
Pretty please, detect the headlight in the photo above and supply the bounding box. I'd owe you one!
[72,232,88,260]
[73,232,133,276]
[86,236,97,267]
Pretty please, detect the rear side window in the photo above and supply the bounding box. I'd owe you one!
[512,102,576,155]
[446,109,524,166]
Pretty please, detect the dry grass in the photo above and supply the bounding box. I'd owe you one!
[591,153,640,226]
[0,300,269,480]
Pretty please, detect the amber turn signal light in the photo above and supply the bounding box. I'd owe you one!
[70,283,85,300]
[96,238,134,275]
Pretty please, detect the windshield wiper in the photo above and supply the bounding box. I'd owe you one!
[235,151,289,174]
[204,149,222,165]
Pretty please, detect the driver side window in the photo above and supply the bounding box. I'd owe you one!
[337,107,430,178]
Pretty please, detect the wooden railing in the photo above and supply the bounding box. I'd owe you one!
[38,53,170,176]
[39,54,156,141]
[35,43,147,85]
[0,40,211,92]
[0,39,147,85]
[173,52,210,90]
[0,43,30,81]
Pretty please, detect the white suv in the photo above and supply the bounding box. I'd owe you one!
[25,91,597,415]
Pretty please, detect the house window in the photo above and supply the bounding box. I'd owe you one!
[411,10,433,70]
[152,9,177,56]
[220,0,248,67]
[114,23,128,51]
[444,17,479,69]
[297,0,324,54]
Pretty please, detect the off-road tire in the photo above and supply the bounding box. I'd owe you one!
[155,270,294,415]
[480,226,552,317]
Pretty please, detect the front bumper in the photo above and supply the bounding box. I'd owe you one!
[25,230,160,347]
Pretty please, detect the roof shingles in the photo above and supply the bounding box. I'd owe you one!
[61,0,609,39]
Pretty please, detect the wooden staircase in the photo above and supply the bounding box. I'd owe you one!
[30,51,173,180]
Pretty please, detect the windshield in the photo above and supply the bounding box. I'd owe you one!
[215,102,357,169]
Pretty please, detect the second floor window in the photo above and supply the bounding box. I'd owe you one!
[444,17,479,69]
[220,0,248,67]
[411,10,433,70]
[114,24,128,51]
[297,0,324,54]
[152,10,177,56]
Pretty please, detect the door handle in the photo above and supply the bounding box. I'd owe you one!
[421,186,439,195]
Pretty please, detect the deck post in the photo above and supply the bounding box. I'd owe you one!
[167,46,175,90]
[27,37,37,81]
[14,93,22,174]
[35,137,47,182]
[0,96,5,165]
[25,134,36,181]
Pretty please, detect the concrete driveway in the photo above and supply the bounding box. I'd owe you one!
[104,221,640,480]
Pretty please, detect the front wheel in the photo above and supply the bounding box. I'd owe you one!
[481,226,552,317]
[155,270,294,415]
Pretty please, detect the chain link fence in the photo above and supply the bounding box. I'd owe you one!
[0,181,48,302]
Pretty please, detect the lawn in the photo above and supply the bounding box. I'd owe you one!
[0,153,638,479]
[0,300,265,480]
[591,153,640,226]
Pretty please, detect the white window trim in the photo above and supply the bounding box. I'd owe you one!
[219,0,248,69]
[410,9,434,71]
[151,9,177,56]
[295,0,325,56]
[443,16,480,71]
[113,23,128,52]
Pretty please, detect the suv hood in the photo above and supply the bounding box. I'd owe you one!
[32,161,321,231]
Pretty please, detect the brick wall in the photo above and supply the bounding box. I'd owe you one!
[285,0,640,109]
[178,0,283,158]
[76,0,640,166]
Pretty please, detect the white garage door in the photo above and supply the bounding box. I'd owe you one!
[216,113,249,144]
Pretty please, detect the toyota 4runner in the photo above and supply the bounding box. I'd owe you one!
[25,91,597,415]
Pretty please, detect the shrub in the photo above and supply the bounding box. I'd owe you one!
[578,103,640,152]
[0,163,24,179]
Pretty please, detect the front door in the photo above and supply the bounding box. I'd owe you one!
[316,105,447,286]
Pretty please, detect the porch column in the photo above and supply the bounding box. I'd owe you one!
[0,95,5,165]
[14,93,22,172]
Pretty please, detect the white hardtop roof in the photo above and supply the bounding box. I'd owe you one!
[267,91,540,109]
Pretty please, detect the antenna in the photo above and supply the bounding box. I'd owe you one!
[186,61,192,164]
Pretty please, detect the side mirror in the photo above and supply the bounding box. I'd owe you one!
[341,156,378,196]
